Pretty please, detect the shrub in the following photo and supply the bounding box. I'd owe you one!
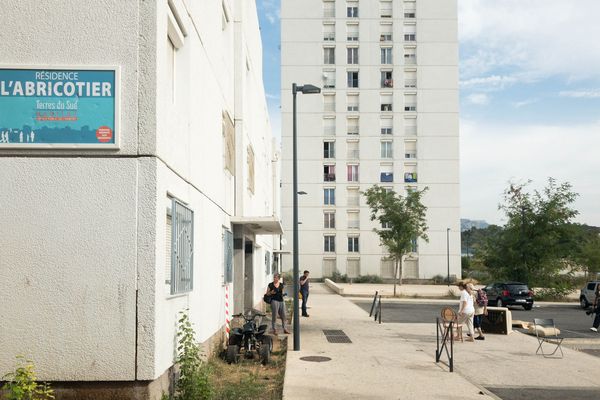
[2,356,54,400]
[353,274,383,283]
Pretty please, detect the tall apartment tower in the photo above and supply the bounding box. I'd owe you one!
[281,0,460,280]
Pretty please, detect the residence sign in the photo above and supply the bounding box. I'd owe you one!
[0,66,119,148]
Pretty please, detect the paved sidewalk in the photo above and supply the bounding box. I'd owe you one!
[282,283,600,400]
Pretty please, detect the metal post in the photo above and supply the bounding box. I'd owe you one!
[292,83,300,351]
[446,228,450,286]
[369,291,379,317]
[378,295,382,324]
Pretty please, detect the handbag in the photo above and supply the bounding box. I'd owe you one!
[298,291,303,300]
[263,294,272,304]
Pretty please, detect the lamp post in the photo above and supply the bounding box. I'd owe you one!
[446,228,450,286]
[292,83,321,351]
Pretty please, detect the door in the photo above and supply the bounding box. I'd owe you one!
[244,240,254,311]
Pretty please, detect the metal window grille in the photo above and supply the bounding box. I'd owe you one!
[171,199,194,294]
[223,228,233,283]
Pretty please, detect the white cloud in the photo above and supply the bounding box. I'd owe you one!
[460,119,600,226]
[512,98,538,108]
[258,0,280,25]
[466,93,489,105]
[459,1,600,82]
[460,75,518,91]
[559,90,600,99]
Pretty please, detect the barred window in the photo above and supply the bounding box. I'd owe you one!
[169,199,194,294]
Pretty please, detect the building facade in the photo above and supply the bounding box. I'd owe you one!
[0,1,280,398]
[281,0,460,279]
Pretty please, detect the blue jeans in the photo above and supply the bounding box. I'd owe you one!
[301,291,309,315]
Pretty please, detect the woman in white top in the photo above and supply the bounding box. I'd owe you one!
[457,282,475,341]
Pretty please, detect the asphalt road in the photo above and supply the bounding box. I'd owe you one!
[352,300,600,339]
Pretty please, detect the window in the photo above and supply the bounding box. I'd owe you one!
[347,188,360,207]
[411,238,418,252]
[381,118,393,135]
[323,24,335,41]
[348,236,359,252]
[347,47,359,64]
[324,94,336,112]
[323,258,336,276]
[324,188,336,205]
[324,235,336,252]
[404,48,417,64]
[324,165,336,181]
[324,212,336,229]
[404,172,417,183]
[404,71,417,88]
[405,118,417,135]
[380,2,393,17]
[381,94,393,111]
[347,258,360,277]
[323,70,336,88]
[223,228,233,283]
[381,127,393,135]
[347,213,360,229]
[347,94,359,111]
[222,111,235,174]
[324,47,336,64]
[404,94,416,111]
[380,165,393,182]
[324,141,335,158]
[324,116,336,136]
[404,141,416,159]
[381,259,395,278]
[380,33,392,42]
[382,220,391,229]
[347,141,359,159]
[404,11,416,18]
[347,164,359,182]
[347,6,359,17]
[381,103,392,111]
[381,71,393,88]
[347,118,359,135]
[324,2,335,18]
[347,71,359,88]
[265,250,271,275]
[404,25,416,42]
[381,47,393,64]
[168,199,194,295]
[347,24,359,41]
[247,145,255,193]
[381,141,393,158]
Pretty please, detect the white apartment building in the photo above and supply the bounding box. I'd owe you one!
[0,1,280,398]
[281,0,461,280]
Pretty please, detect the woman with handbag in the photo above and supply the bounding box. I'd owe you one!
[266,273,290,334]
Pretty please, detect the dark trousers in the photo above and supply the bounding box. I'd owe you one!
[301,291,309,315]
[594,311,600,329]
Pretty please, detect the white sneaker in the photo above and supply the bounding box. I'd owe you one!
[590,327,598,332]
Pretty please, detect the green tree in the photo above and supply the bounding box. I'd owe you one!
[482,178,579,286]
[363,185,429,295]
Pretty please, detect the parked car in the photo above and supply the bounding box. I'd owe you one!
[482,282,534,310]
[579,281,600,309]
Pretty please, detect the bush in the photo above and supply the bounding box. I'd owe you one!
[431,274,446,285]
[328,271,348,283]
[353,274,383,283]
[2,356,54,400]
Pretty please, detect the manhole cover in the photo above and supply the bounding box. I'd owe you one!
[300,356,332,362]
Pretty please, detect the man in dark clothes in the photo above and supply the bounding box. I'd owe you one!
[300,270,310,317]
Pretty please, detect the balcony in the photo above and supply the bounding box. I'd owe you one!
[382,79,394,88]
[404,79,417,88]
[324,173,336,182]
[404,172,417,183]
[324,33,335,41]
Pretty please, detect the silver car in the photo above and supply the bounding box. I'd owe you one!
[580,281,600,309]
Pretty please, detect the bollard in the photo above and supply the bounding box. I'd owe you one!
[369,291,379,317]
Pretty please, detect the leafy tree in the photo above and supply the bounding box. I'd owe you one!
[482,178,579,287]
[363,185,429,295]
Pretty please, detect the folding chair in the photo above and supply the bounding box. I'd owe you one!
[533,318,564,358]
[440,307,463,343]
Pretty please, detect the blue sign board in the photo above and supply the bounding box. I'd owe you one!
[0,67,118,148]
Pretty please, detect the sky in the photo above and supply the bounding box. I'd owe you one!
[256,0,600,227]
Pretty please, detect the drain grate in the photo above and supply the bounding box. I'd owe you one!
[323,329,352,343]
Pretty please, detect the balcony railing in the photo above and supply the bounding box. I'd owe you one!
[347,149,360,159]
[404,79,417,88]
[347,129,359,135]
[324,9,335,18]
[404,55,417,65]
[324,33,335,41]
[381,10,393,18]
[348,221,360,229]
[324,173,336,182]
[382,79,394,88]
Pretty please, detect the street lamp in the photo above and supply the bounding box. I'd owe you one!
[446,228,450,286]
[292,83,321,351]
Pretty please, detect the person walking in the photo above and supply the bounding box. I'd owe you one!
[590,285,600,332]
[266,273,290,334]
[469,283,487,340]
[300,270,310,317]
[457,282,475,342]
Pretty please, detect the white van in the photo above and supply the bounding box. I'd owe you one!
[580,281,600,309]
